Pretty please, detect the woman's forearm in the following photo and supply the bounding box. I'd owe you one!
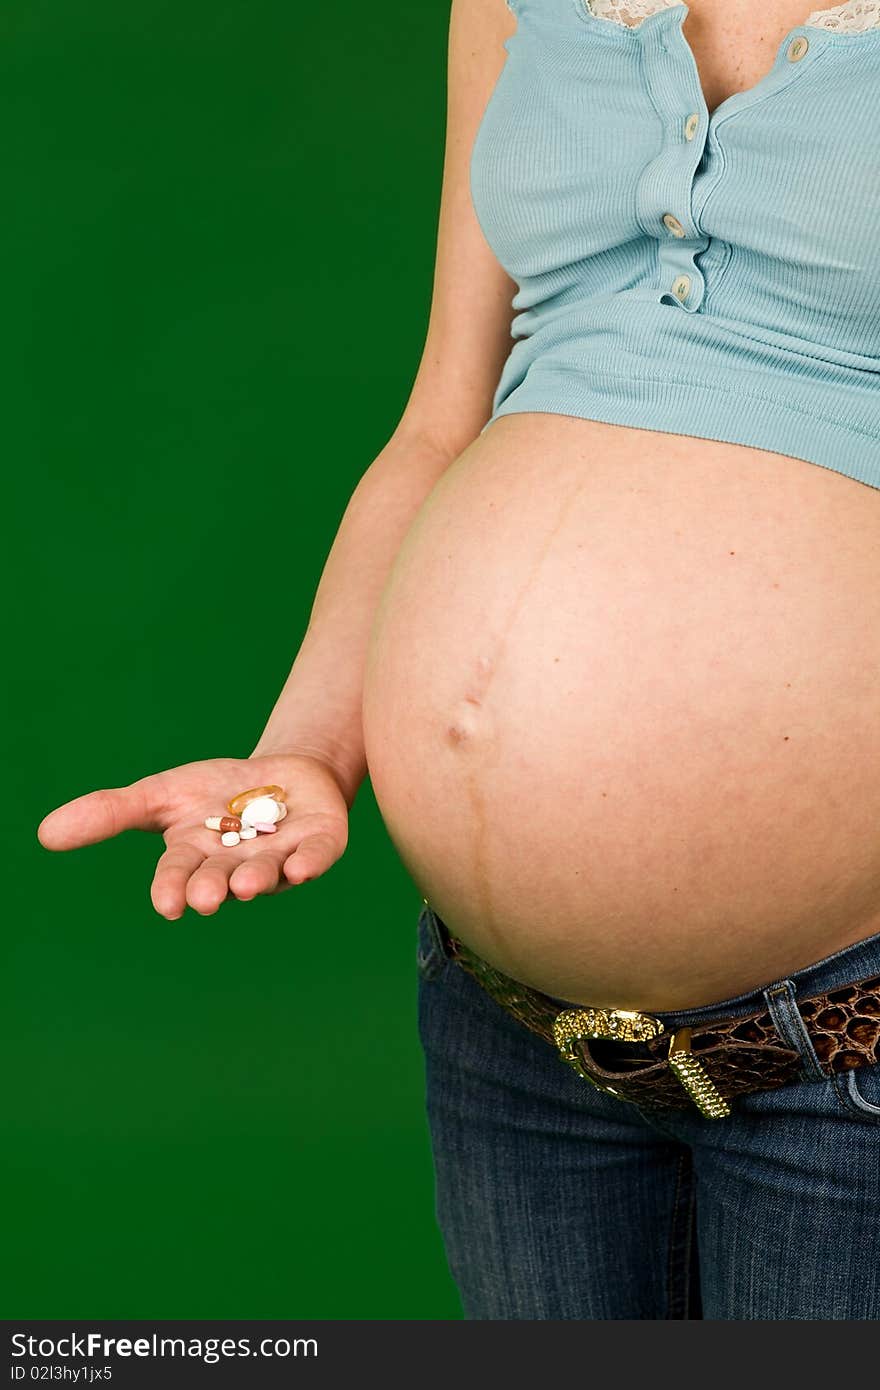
[249,423,460,805]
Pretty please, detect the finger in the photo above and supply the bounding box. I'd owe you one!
[151,841,208,921]
[281,831,342,885]
[185,850,243,917]
[37,774,169,851]
[227,852,284,902]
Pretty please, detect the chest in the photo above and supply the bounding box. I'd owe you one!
[469,0,880,346]
[673,0,836,111]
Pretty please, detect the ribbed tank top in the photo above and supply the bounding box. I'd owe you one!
[471,0,880,491]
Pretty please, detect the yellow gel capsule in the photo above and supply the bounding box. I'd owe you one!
[226,784,285,817]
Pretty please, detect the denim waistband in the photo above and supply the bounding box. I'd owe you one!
[545,924,880,1031]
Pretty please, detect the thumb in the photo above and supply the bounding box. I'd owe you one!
[37,774,169,850]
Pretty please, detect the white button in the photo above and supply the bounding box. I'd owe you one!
[672,274,691,301]
[788,36,808,61]
[662,212,687,238]
[684,112,699,140]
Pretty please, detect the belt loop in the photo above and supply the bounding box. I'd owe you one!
[421,899,454,963]
[763,977,826,1081]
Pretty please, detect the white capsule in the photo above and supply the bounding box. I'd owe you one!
[239,826,257,840]
[240,795,283,827]
[205,816,223,831]
[220,830,241,847]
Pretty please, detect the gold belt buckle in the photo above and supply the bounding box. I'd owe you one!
[667,1026,732,1119]
[553,1007,731,1119]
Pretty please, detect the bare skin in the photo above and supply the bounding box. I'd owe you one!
[361,0,880,1009]
[35,0,517,914]
[668,0,833,119]
[39,1,871,999]
[37,754,350,918]
[363,413,880,1010]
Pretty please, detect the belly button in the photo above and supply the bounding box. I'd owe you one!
[445,698,487,748]
[445,656,498,746]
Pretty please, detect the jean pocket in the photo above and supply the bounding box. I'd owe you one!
[831,1061,880,1123]
[416,904,453,982]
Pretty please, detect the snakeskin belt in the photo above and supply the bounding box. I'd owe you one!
[423,903,880,1121]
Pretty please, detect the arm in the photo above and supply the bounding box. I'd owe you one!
[37,0,519,916]
[251,0,519,803]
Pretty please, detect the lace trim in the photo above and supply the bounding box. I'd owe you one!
[585,0,690,23]
[804,0,880,30]
[584,0,880,32]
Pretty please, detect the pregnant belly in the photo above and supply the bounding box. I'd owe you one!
[361,413,880,1010]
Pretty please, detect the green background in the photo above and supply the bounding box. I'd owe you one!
[4,0,462,1317]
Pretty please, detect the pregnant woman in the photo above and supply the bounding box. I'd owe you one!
[38,0,880,1319]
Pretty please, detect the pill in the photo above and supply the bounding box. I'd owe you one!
[227,784,285,817]
[205,816,223,831]
[252,821,277,833]
[275,802,288,821]
[240,795,283,827]
[239,826,257,840]
[220,831,241,847]
[219,815,242,833]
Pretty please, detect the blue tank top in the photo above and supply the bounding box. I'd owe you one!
[471,0,880,491]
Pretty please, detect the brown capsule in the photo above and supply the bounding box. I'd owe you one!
[219,815,242,833]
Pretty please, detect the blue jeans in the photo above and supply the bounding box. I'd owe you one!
[416,905,880,1319]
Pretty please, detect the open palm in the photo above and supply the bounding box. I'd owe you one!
[36,753,349,918]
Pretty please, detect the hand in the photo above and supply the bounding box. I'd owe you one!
[36,754,349,919]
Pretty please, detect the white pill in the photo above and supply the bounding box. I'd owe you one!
[239,826,257,840]
[240,796,283,827]
[205,816,223,831]
[275,802,288,821]
[220,830,241,847]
